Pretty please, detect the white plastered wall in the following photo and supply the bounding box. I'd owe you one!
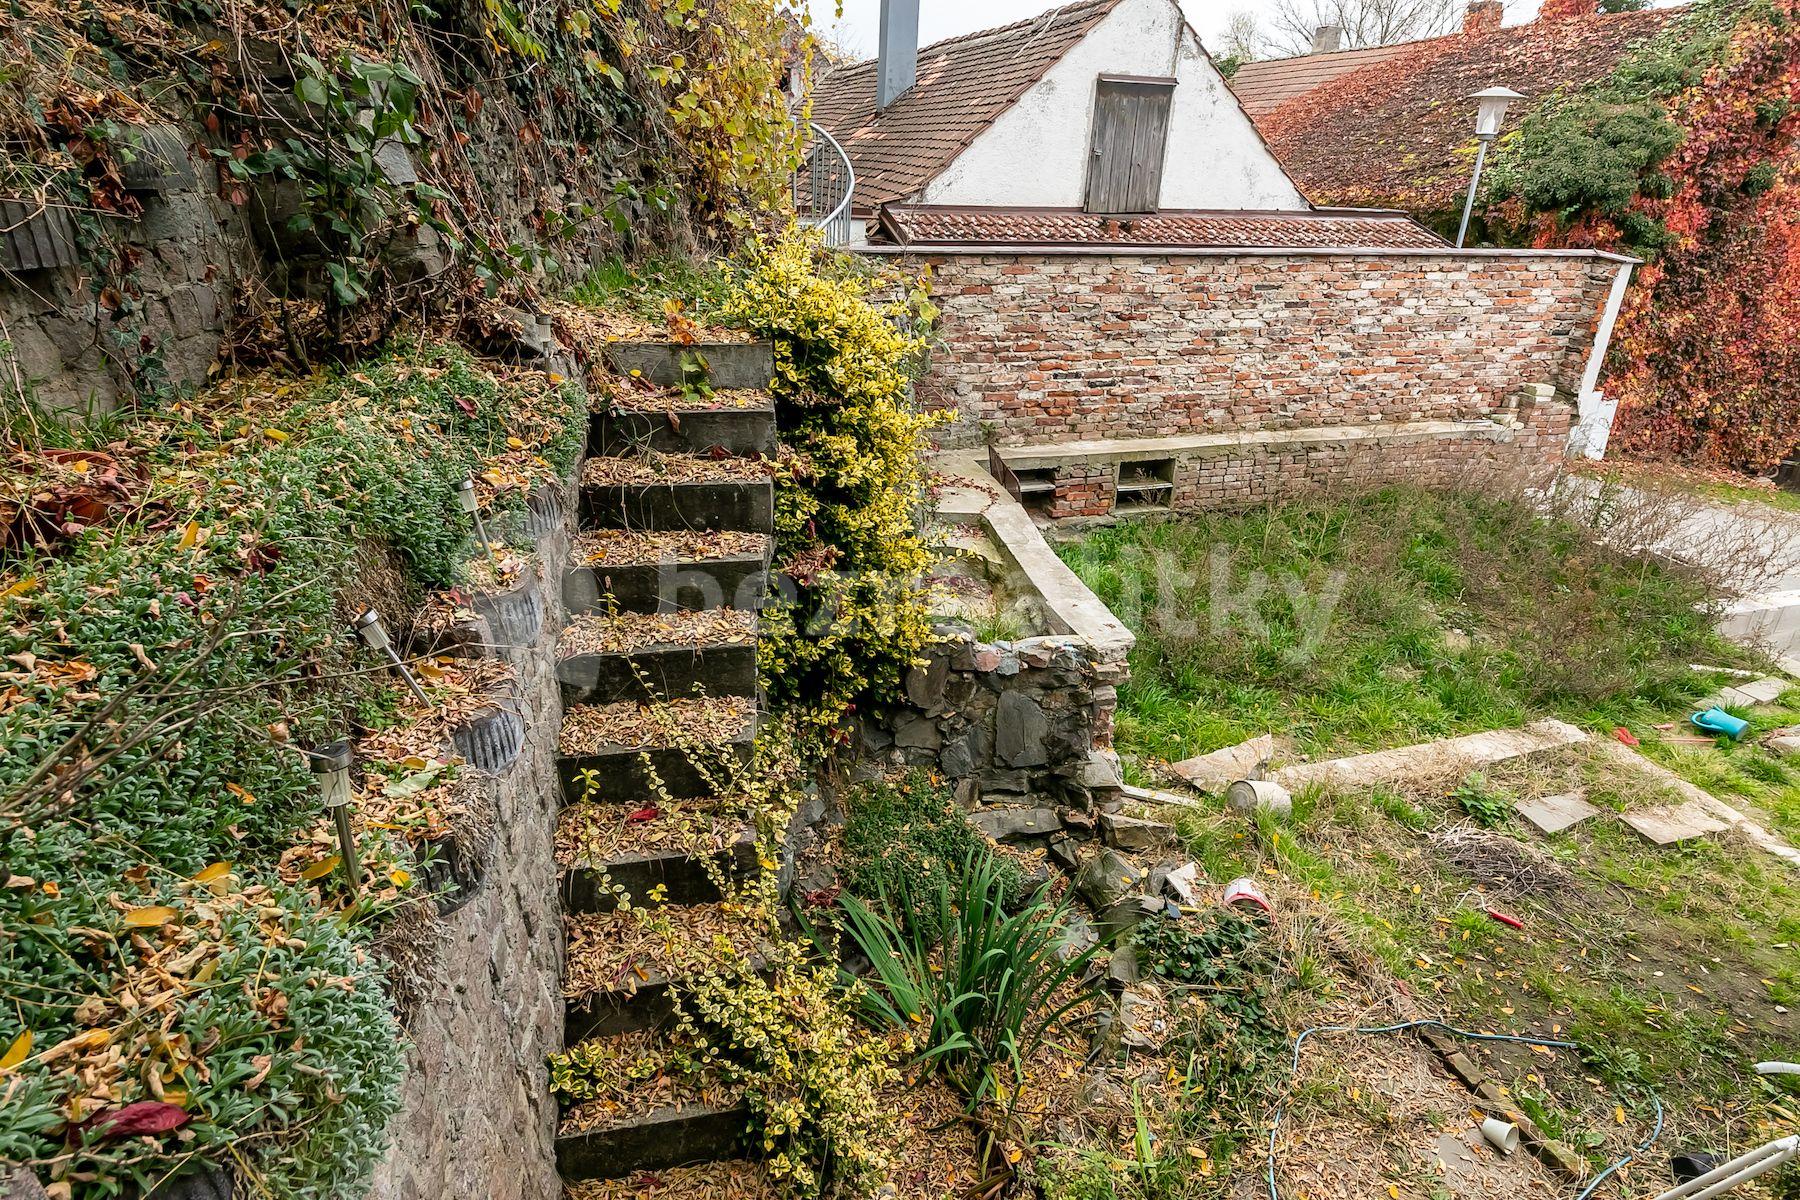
[918,0,1309,211]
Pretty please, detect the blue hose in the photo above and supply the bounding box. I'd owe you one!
[1264,1019,1664,1200]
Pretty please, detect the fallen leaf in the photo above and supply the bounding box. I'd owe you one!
[0,1030,31,1071]
[123,906,178,928]
[300,856,342,881]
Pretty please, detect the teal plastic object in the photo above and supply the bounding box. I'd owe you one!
[1691,706,1750,740]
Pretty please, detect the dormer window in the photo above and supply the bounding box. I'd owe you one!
[1085,75,1176,215]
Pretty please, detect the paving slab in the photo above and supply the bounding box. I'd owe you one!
[1274,720,1589,792]
[1722,676,1790,706]
[1516,791,1601,834]
[1621,801,1731,845]
[1168,734,1275,793]
[1595,739,1800,865]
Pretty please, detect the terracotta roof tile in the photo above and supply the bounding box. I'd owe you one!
[1230,42,1418,116]
[809,0,1123,209]
[1241,9,1683,212]
[878,204,1448,249]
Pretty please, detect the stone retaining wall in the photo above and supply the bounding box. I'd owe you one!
[864,629,1128,811]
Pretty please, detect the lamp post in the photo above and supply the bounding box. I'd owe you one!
[1456,86,1525,249]
[456,477,494,559]
[352,608,430,705]
[309,740,361,893]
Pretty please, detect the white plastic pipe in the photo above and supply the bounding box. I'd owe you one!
[1651,1135,1800,1200]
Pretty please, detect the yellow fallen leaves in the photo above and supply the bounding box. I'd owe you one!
[0,1030,31,1071]
[300,855,342,881]
[123,906,178,928]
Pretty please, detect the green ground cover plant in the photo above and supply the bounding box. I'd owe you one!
[0,343,582,1197]
[1054,486,1742,768]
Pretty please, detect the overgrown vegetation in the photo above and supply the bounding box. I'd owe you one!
[838,850,1104,1110]
[725,232,942,750]
[1055,485,1738,766]
[1484,0,1800,469]
[838,770,1028,940]
[5,0,805,390]
[0,344,582,1196]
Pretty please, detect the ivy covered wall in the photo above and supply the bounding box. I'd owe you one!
[0,0,805,416]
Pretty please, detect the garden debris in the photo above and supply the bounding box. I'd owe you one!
[1,448,149,554]
[597,376,770,413]
[1427,827,1577,895]
[1221,876,1273,913]
[1075,849,1144,911]
[1594,737,1800,864]
[580,453,772,487]
[545,299,751,348]
[563,904,767,999]
[1167,733,1275,792]
[565,1160,778,1199]
[559,610,755,657]
[573,529,768,567]
[559,696,756,756]
[557,797,750,869]
[555,1031,740,1135]
[1514,790,1601,834]
[1226,778,1293,817]
[1275,720,1589,791]
[1162,862,1205,906]
[358,657,516,765]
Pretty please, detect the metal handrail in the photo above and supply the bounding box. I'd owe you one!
[795,120,856,246]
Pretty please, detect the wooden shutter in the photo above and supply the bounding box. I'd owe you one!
[1084,76,1175,215]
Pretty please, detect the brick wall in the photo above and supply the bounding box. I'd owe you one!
[906,250,1620,451]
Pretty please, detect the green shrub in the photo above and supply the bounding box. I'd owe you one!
[840,770,1027,938]
[838,850,1104,1108]
[1451,772,1515,828]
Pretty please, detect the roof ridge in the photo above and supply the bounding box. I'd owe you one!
[835,0,1123,69]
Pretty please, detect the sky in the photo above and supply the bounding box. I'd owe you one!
[806,0,1545,60]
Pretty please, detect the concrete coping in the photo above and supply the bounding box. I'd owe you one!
[990,419,1518,471]
[933,451,1136,663]
[857,243,1641,266]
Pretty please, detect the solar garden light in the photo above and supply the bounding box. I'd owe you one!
[352,608,430,705]
[456,477,494,558]
[1456,86,1525,248]
[309,739,361,893]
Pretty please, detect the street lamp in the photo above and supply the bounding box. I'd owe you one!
[1456,86,1525,248]
[309,740,361,893]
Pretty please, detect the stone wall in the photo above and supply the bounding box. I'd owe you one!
[864,629,1128,812]
[899,249,1622,457]
[366,487,572,1200]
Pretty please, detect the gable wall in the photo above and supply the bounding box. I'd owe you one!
[919,0,1308,211]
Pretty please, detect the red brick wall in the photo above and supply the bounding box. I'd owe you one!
[907,251,1619,451]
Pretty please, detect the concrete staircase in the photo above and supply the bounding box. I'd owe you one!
[553,344,780,1187]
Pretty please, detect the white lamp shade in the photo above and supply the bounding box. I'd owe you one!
[1471,86,1524,137]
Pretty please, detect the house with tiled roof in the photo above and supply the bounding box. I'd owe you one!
[808,0,1440,252]
[1232,1,1683,219]
[808,1,1641,518]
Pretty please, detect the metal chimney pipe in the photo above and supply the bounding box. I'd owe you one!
[877,0,920,110]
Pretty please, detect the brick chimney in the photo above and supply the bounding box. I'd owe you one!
[1463,0,1504,32]
[1310,23,1344,52]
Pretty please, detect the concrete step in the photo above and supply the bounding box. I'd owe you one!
[558,696,757,805]
[556,610,758,706]
[555,1031,749,1181]
[579,456,774,535]
[558,798,757,913]
[590,388,776,458]
[602,341,774,391]
[564,530,771,616]
[563,1160,776,1198]
[563,904,768,1041]
[557,1103,752,1183]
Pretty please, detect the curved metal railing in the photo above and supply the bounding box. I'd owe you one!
[794,121,856,246]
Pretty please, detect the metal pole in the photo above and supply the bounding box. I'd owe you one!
[1457,137,1491,248]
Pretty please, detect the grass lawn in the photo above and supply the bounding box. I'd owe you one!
[1120,744,1800,1199]
[1054,487,1753,772]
